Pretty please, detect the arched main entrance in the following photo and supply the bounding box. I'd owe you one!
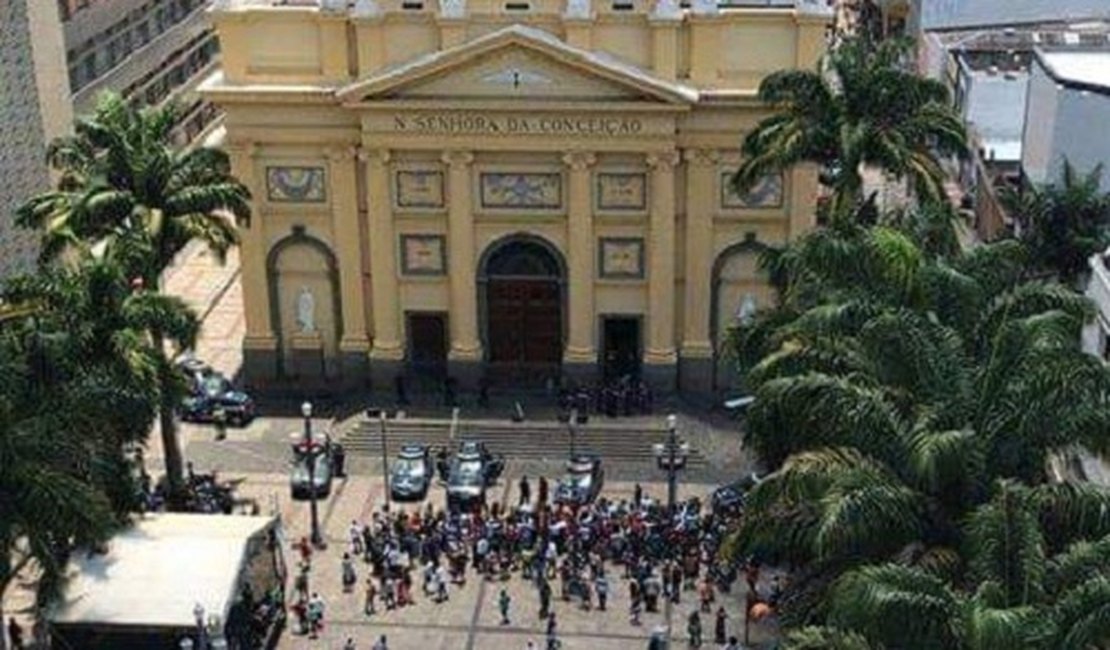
[479,235,566,386]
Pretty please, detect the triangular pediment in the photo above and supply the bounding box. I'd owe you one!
[337,25,698,105]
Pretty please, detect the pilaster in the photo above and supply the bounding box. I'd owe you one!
[688,18,720,86]
[328,146,370,384]
[353,17,387,76]
[680,148,718,394]
[226,140,274,344]
[442,150,482,375]
[649,0,681,81]
[645,150,679,390]
[364,148,403,364]
[563,151,598,375]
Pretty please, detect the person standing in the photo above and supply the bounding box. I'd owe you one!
[307,592,325,640]
[633,483,643,508]
[714,605,728,645]
[687,610,702,648]
[545,612,559,650]
[294,564,310,602]
[372,635,389,650]
[436,564,450,602]
[350,520,364,555]
[538,476,549,507]
[595,573,609,611]
[499,588,512,625]
[538,578,552,619]
[519,475,532,506]
[364,576,378,615]
[342,553,357,593]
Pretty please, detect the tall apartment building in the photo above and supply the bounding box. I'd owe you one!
[0,0,222,281]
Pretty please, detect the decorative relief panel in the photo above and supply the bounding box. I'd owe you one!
[395,170,445,210]
[720,172,784,209]
[479,172,562,210]
[400,235,447,275]
[266,166,327,203]
[599,237,645,279]
[596,172,647,212]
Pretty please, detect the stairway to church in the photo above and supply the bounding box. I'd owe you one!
[341,416,708,469]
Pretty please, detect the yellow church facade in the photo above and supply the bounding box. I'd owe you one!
[201,0,831,395]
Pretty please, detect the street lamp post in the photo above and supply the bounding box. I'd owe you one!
[379,411,391,513]
[666,413,678,514]
[568,407,578,459]
[652,414,688,519]
[302,401,324,548]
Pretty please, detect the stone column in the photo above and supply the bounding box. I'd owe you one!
[442,150,482,389]
[645,150,680,391]
[226,140,278,384]
[364,148,404,390]
[563,151,597,383]
[327,146,370,386]
[679,148,718,394]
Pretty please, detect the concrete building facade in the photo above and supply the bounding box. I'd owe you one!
[0,0,222,282]
[1022,47,1110,192]
[0,0,73,279]
[201,0,831,395]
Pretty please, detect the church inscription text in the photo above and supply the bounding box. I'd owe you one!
[392,114,644,137]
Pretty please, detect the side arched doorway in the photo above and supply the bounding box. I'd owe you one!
[710,238,772,392]
[478,235,566,386]
[267,229,342,381]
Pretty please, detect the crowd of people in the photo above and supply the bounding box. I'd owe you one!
[288,474,768,649]
[557,376,655,420]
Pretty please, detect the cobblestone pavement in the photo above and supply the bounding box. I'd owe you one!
[225,467,781,650]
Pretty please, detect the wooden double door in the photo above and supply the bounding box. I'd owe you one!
[486,278,562,383]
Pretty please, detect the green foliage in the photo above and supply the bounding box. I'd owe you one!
[16,91,249,499]
[724,220,1110,647]
[733,37,967,219]
[1003,161,1110,287]
[0,255,177,608]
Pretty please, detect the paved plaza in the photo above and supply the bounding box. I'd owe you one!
[228,467,777,650]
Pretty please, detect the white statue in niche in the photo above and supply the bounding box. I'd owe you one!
[296,287,317,334]
[735,293,757,326]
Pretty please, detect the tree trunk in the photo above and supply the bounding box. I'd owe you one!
[153,330,186,508]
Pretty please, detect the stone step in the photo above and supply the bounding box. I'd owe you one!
[342,418,707,466]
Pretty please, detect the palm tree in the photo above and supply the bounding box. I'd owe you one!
[0,255,190,647]
[724,220,1110,627]
[16,92,250,502]
[1003,161,1110,287]
[732,37,967,219]
[782,481,1110,649]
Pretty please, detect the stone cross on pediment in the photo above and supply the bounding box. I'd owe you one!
[480,67,553,89]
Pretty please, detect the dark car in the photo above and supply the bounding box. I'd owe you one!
[391,444,433,501]
[710,472,763,515]
[554,454,604,506]
[290,435,339,499]
[444,441,504,513]
[177,363,255,426]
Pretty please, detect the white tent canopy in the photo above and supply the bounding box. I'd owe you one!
[50,513,276,629]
